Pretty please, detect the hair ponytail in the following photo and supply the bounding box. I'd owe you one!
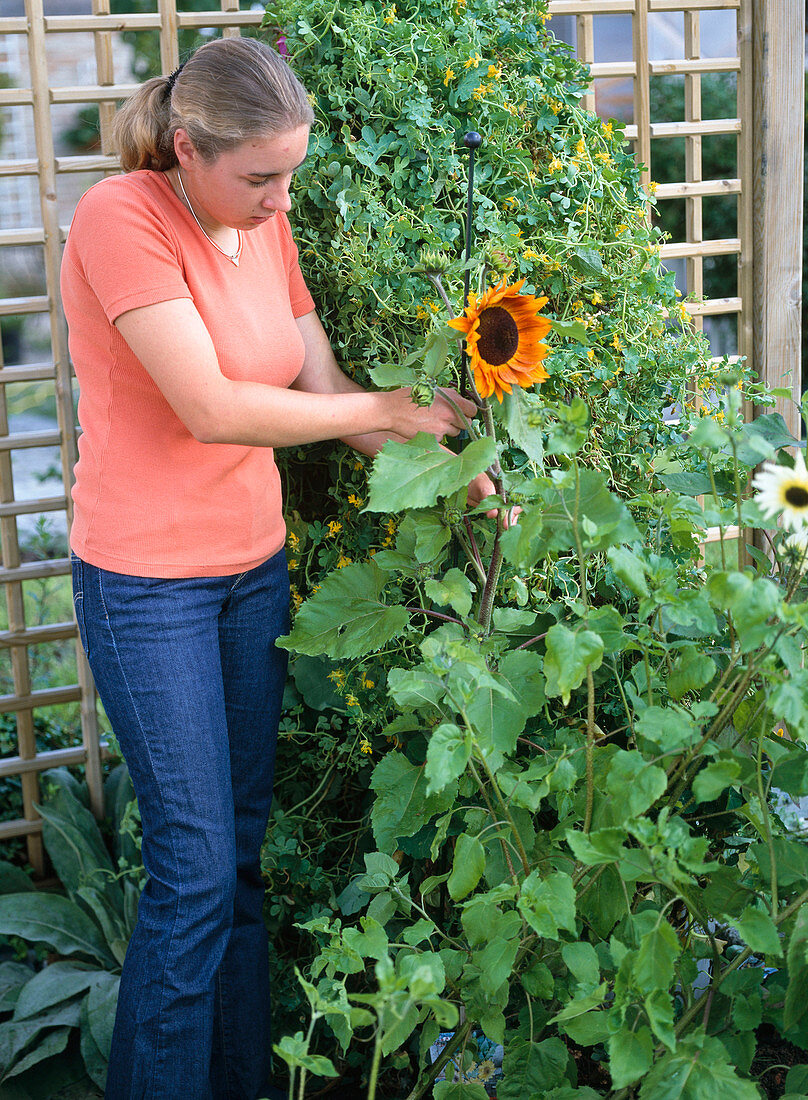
[112,76,177,172]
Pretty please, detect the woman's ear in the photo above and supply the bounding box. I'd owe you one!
[173,128,197,171]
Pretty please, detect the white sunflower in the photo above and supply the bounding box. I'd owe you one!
[785,528,808,575]
[752,451,808,531]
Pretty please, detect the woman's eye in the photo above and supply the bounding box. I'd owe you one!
[248,178,269,188]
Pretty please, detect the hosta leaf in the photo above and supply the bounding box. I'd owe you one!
[13,962,107,1021]
[4,1026,70,1080]
[0,894,116,969]
[278,562,408,659]
[366,434,497,513]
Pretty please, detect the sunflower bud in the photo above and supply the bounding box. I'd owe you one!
[413,248,452,277]
[485,248,515,276]
[411,379,436,407]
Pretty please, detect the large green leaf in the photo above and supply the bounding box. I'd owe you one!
[784,906,808,1029]
[4,1027,70,1080]
[633,919,681,995]
[608,1026,654,1089]
[501,469,639,569]
[37,783,116,905]
[543,624,603,706]
[497,388,544,466]
[369,751,457,852]
[517,871,577,940]
[79,995,107,1091]
[465,649,545,766]
[278,562,409,659]
[425,723,471,795]
[13,962,108,1022]
[447,834,485,901]
[433,1082,489,1100]
[85,973,119,1061]
[0,863,35,897]
[606,751,667,821]
[366,433,497,513]
[0,963,34,1015]
[0,999,82,1079]
[637,1033,761,1099]
[498,1037,568,1099]
[0,894,116,969]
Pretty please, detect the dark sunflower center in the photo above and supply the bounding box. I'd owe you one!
[477,306,519,366]
[785,484,808,508]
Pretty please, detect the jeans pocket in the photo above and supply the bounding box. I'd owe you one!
[71,555,90,660]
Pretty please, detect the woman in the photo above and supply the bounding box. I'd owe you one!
[61,35,484,1100]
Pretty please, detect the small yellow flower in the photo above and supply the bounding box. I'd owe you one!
[327,520,342,537]
[386,519,397,535]
[487,63,502,79]
[312,584,321,594]
[649,180,659,195]
[346,694,359,708]
[571,300,583,313]
[362,677,375,690]
[611,334,623,351]
[591,290,604,306]
[602,120,614,137]
[478,1061,496,1084]
[549,156,563,172]
[443,67,455,85]
[522,248,540,260]
[328,669,346,686]
[595,151,612,164]
[359,737,373,753]
[472,84,489,100]
[576,137,586,155]
[382,536,394,547]
[504,197,518,207]
[615,223,627,236]
[347,494,364,508]
[288,558,298,571]
[287,530,300,550]
[383,4,396,22]
[336,553,353,568]
[549,99,561,115]
[679,303,691,323]
[587,348,595,361]
[464,52,482,69]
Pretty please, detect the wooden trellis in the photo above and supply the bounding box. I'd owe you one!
[0,0,802,871]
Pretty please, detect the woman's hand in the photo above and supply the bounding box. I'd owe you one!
[386,386,479,441]
[467,470,521,527]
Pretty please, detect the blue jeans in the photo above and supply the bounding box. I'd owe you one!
[72,550,290,1100]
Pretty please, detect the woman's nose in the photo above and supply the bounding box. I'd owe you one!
[262,181,292,212]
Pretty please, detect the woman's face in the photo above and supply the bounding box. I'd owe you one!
[174,125,310,232]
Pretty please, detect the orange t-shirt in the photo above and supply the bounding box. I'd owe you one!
[60,170,315,578]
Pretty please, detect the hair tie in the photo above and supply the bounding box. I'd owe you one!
[164,63,185,101]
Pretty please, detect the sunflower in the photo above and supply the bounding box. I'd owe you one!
[448,277,551,402]
[752,451,808,531]
[477,1059,497,1083]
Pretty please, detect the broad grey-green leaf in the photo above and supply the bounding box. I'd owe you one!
[0,862,35,896]
[13,961,107,1021]
[278,562,408,659]
[86,973,120,1062]
[366,434,497,513]
[0,894,115,969]
[80,994,108,1090]
[0,962,33,1014]
[4,1026,70,1079]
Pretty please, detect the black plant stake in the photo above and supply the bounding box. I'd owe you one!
[461,131,482,398]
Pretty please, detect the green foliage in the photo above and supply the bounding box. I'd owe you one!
[0,767,141,1092]
[262,2,803,1097]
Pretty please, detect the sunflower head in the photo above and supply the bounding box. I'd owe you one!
[752,451,808,532]
[448,277,551,402]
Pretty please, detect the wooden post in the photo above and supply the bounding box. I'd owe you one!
[753,0,805,440]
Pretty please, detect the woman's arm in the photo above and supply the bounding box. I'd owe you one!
[113,299,477,448]
[292,310,497,510]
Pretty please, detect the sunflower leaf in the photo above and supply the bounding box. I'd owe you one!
[551,318,589,344]
[366,434,497,513]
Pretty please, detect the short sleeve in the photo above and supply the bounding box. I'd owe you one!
[65,177,193,323]
[278,214,315,318]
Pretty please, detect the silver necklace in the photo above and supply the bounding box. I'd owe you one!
[176,169,242,265]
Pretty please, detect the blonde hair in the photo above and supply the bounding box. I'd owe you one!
[113,37,314,172]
